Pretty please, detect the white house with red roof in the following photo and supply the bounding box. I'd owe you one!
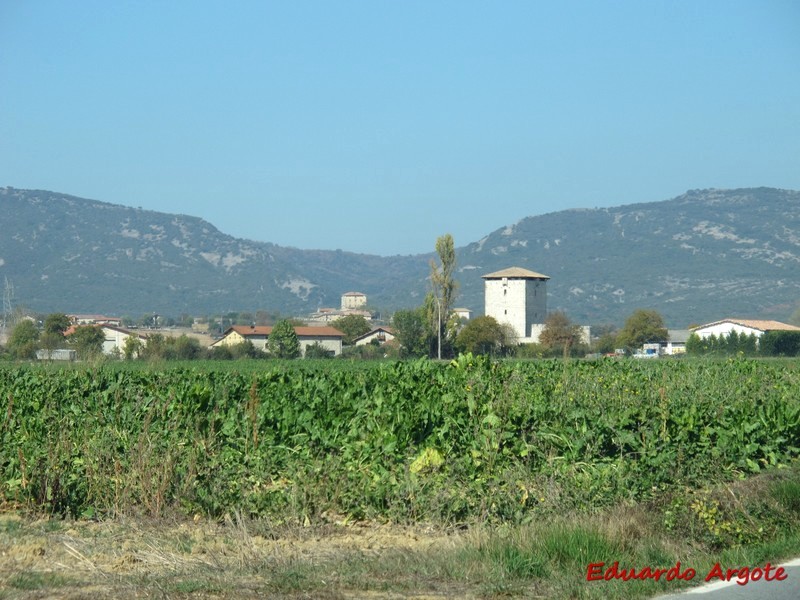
[691,318,800,339]
[353,326,396,346]
[64,323,147,356]
[210,325,345,356]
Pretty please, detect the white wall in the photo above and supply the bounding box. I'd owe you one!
[485,277,547,340]
[528,324,590,345]
[299,336,343,356]
[693,322,762,339]
[341,294,367,310]
[101,328,143,355]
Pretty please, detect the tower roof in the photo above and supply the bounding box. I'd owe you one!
[482,267,550,280]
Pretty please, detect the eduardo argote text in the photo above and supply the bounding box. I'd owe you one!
[586,561,788,586]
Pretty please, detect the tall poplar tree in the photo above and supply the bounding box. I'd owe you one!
[428,234,458,358]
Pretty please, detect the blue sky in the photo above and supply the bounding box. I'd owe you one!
[1,1,799,256]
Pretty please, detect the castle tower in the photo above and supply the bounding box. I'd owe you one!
[341,291,367,310]
[482,267,549,341]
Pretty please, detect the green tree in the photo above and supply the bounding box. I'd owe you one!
[429,234,458,358]
[208,345,233,360]
[67,325,105,360]
[267,320,301,359]
[141,333,167,360]
[685,332,705,355]
[616,309,668,350]
[331,314,371,345]
[392,308,429,358]
[304,342,334,359]
[538,312,583,358]
[38,313,72,357]
[455,316,514,356]
[759,331,800,357]
[168,335,203,360]
[123,335,144,360]
[7,319,39,359]
[229,340,263,359]
[43,313,71,335]
[594,333,618,354]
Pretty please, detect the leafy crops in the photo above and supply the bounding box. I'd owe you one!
[1,357,798,524]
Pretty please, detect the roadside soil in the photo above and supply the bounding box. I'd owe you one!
[0,511,468,599]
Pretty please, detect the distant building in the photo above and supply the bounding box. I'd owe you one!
[69,314,123,327]
[353,326,396,346]
[691,319,800,340]
[64,323,147,356]
[36,348,77,361]
[528,323,591,346]
[210,325,345,357]
[341,292,367,310]
[483,267,549,343]
[307,308,372,324]
[662,329,691,355]
[452,308,472,321]
[308,292,371,323]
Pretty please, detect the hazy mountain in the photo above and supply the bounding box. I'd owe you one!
[1,186,798,327]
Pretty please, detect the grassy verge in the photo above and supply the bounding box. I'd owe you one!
[2,463,798,599]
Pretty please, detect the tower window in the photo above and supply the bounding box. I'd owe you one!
[504,289,507,296]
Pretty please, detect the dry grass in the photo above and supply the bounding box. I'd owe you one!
[1,465,799,599]
[0,512,464,599]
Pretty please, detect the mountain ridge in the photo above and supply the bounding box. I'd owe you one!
[2,186,799,327]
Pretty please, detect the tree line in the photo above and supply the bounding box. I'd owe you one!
[0,315,317,362]
[686,330,800,357]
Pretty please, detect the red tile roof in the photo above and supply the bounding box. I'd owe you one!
[482,267,550,279]
[226,325,344,338]
[693,319,800,333]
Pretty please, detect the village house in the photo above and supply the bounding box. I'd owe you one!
[661,330,692,355]
[68,314,123,327]
[353,326,396,346]
[308,292,372,324]
[211,324,345,356]
[65,323,148,356]
[307,307,372,324]
[691,318,800,340]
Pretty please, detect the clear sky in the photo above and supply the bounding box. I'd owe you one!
[1,1,799,256]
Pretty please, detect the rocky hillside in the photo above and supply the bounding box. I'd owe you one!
[456,187,800,326]
[1,186,798,326]
[0,187,430,317]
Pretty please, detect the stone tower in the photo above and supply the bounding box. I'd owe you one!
[482,267,549,342]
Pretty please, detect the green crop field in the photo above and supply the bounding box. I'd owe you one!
[1,356,798,526]
[2,356,800,599]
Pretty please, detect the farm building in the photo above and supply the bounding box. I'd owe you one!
[661,330,692,355]
[35,348,77,361]
[211,325,345,356]
[64,323,148,356]
[68,314,123,327]
[691,319,800,340]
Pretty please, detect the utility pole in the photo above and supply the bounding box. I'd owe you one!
[2,277,13,332]
[435,295,441,360]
